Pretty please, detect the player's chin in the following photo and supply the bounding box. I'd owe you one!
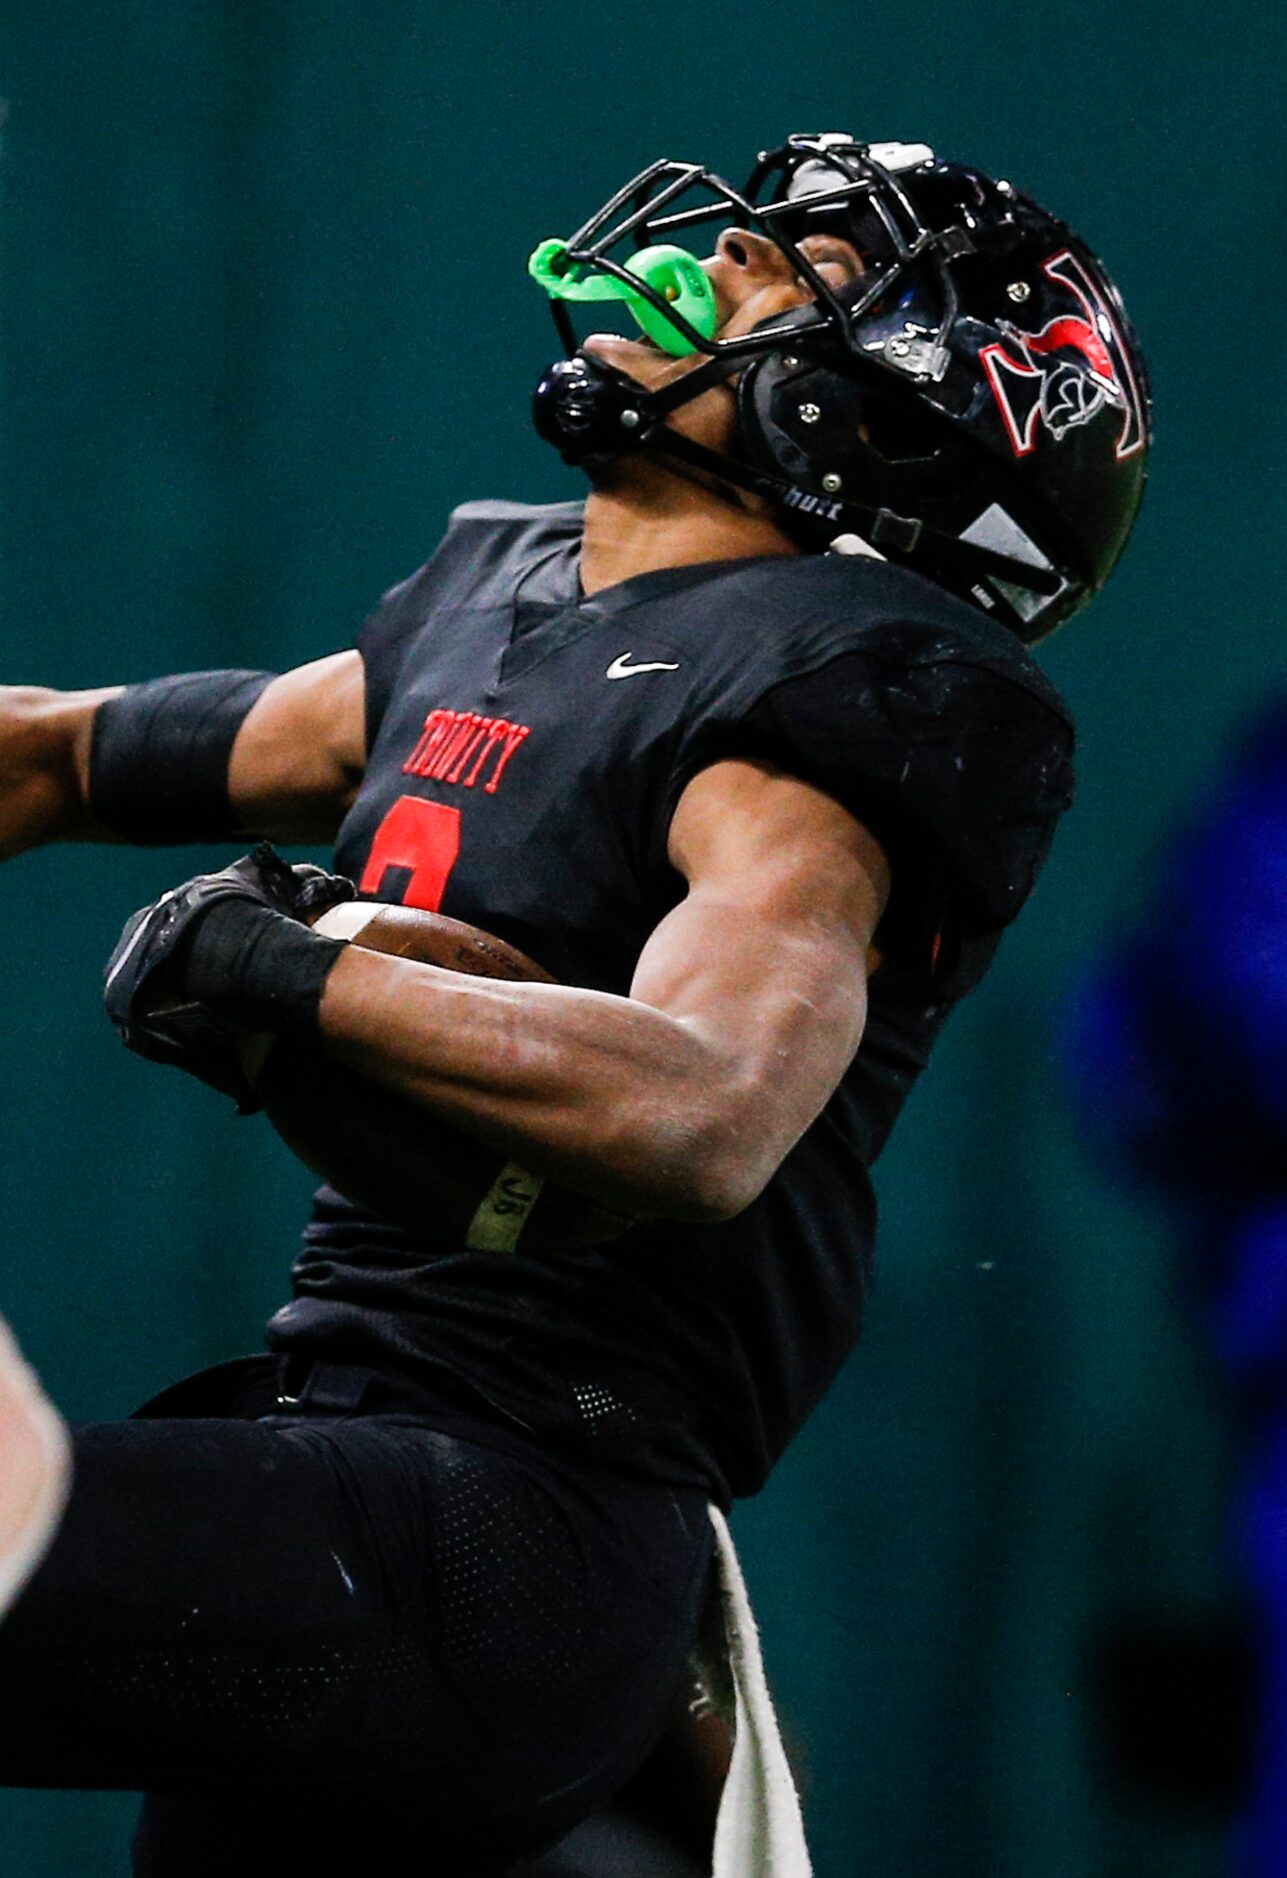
[581,331,690,391]
[581,451,631,491]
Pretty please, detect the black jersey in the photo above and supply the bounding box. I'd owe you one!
[266,501,1074,1504]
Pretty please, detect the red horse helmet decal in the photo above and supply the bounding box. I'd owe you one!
[980,250,1147,462]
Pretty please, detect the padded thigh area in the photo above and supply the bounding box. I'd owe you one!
[0,1414,712,1871]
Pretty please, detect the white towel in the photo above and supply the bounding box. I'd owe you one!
[695,1506,814,1878]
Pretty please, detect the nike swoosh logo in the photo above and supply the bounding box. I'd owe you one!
[606,654,681,680]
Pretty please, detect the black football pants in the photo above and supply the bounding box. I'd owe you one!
[0,1383,712,1876]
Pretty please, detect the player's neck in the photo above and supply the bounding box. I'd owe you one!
[580,469,799,596]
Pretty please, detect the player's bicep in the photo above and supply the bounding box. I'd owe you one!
[629,760,890,1177]
[228,651,366,842]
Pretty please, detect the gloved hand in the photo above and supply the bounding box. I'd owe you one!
[104,843,356,1109]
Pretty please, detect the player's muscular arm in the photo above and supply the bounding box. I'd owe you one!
[227,652,365,841]
[317,760,890,1223]
[0,652,364,858]
[0,684,123,857]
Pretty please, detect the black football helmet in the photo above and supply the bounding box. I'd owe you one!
[530,135,1151,642]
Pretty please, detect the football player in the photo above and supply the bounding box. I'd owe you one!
[0,136,1148,1877]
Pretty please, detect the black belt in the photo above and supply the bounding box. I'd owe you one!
[132,1354,393,1422]
[131,1351,503,1427]
[273,1354,373,1413]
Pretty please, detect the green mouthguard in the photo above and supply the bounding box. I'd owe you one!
[528,238,718,356]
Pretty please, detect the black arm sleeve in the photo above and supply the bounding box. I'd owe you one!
[89,669,276,844]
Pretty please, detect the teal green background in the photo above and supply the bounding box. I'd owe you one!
[1,5,1280,1873]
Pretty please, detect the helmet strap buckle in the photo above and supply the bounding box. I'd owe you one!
[869,510,924,555]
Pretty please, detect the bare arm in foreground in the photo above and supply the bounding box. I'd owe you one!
[316,757,890,1223]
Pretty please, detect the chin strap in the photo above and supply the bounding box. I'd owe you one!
[541,348,1065,599]
[644,422,1064,595]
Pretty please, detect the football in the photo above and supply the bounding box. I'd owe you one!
[243,902,635,1253]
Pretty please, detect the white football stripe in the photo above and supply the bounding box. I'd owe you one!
[313,901,383,942]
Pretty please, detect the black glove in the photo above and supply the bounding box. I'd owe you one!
[104,843,356,1109]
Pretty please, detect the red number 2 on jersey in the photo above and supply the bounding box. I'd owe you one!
[359,796,461,911]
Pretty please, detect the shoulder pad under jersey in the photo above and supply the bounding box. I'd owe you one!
[658,556,1075,936]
